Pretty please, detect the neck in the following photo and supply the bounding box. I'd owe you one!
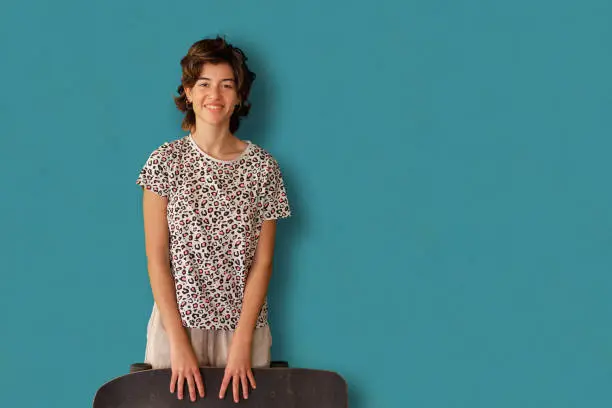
[190,120,235,155]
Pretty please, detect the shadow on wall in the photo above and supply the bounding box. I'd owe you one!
[267,165,303,361]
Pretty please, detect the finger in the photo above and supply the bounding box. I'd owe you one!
[219,372,231,399]
[241,373,249,399]
[170,371,177,393]
[177,374,184,400]
[194,369,206,398]
[187,374,196,402]
[233,374,239,403]
[247,369,256,390]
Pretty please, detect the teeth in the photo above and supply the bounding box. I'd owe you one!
[206,105,222,110]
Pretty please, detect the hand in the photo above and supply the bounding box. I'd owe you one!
[169,339,205,402]
[219,337,256,403]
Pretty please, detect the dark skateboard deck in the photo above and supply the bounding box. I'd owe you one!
[93,367,348,407]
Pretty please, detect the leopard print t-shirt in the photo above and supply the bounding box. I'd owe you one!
[136,134,291,330]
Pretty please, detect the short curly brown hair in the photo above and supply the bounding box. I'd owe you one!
[174,36,256,134]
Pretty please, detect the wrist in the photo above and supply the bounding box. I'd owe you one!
[167,327,190,348]
[232,327,253,346]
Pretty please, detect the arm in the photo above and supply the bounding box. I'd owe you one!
[220,157,289,402]
[219,219,278,402]
[142,189,204,401]
[234,219,278,344]
[142,189,188,346]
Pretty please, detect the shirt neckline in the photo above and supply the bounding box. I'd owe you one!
[188,133,252,164]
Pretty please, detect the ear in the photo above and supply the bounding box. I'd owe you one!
[184,86,192,102]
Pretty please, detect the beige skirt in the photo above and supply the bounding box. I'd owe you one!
[143,303,272,369]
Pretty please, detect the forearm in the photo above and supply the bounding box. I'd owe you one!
[234,260,273,344]
[147,259,189,346]
[142,190,188,347]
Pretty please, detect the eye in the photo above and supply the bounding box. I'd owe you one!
[199,82,209,87]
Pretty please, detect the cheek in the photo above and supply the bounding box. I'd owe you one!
[224,89,238,101]
[193,89,206,100]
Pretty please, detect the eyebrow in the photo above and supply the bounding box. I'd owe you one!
[197,77,235,82]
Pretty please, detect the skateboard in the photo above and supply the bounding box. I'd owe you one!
[93,362,348,407]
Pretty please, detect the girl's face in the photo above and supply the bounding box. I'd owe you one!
[186,62,240,130]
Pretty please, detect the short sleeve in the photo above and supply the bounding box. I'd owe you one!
[262,159,291,220]
[136,146,170,197]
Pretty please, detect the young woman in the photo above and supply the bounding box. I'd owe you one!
[136,36,291,403]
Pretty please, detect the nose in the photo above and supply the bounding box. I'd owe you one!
[207,85,221,100]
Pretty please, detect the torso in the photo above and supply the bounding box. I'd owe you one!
[137,134,291,330]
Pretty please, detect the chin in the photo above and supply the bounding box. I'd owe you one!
[198,113,230,126]
[203,118,230,128]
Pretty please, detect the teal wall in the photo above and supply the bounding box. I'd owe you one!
[1,1,611,407]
